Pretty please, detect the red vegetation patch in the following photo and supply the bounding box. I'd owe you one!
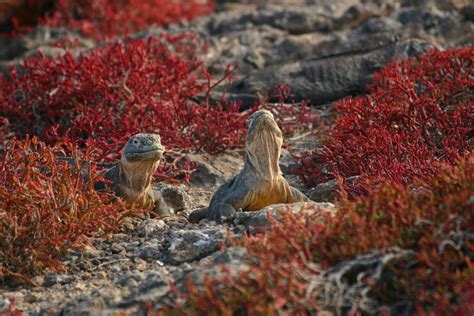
[295,48,473,196]
[0,137,140,284]
[0,35,242,157]
[166,157,474,314]
[0,35,318,181]
[262,83,320,137]
[5,0,214,39]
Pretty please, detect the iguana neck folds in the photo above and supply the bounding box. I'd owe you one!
[118,157,158,202]
[245,110,283,182]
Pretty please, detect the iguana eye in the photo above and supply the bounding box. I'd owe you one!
[132,139,140,145]
[246,116,254,127]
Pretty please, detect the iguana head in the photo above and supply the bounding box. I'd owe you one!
[245,110,283,181]
[246,109,283,142]
[120,133,164,194]
[122,133,164,163]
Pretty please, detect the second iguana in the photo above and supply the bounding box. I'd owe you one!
[94,133,172,217]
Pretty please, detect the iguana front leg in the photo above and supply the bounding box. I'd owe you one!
[188,207,209,223]
[207,203,238,222]
[188,186,248,223]
[190,203,240,223]
[207,186,250,222]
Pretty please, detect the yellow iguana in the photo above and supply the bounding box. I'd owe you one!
[189,110,309,222]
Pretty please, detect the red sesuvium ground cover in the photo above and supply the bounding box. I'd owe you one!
[0,34,230,181]
[6,0,214,39]
[295,47,473,197]
[0,137,142,284]
[0,34,244,158]
[166,156,474,314]
[0,34,317,177]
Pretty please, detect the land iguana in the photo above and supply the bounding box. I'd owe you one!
[93,133,172,217]
[219,38,436,109]
[189,109,310,222]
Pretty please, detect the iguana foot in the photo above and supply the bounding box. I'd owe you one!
[208,204,237,222]
[189,207,209,223]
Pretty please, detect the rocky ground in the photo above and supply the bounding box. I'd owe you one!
[0,0,472,314]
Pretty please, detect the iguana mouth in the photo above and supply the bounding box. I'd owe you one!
[125,147,164,162]
[127,147,164,155]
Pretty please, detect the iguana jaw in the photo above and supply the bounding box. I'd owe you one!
[124,148,163,162]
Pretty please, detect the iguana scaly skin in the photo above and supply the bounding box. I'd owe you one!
[94,133,172,217]
[221,39,435,109]
[189,110,309,222]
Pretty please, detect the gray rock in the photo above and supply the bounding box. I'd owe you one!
[42,274,75,287]
[109,249,249,312]
[164,229,227,264]
[360,16,403,34]
[0,26,94,63]
[396,7,459,36]
[210,246,249,265]
[174,247,250,293]
[201,6,336,36]
[335,4,384,31]
[221,38,435,109]
[110,243,126,255]
[279,152,299,174]
[188,153,244,188]
[189,163,219,188]
[322,248,416,315]
[232,202,336,228]
[157,185,192,211]
[114,272,142,287]
[461,4,474,21]
[204,26,286,78]
[309,179,340,202]
[24,292,40,304]
[309,175,361,202]
[137,271,167,293]
[134,245,161,261]
[135,219,168,237]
